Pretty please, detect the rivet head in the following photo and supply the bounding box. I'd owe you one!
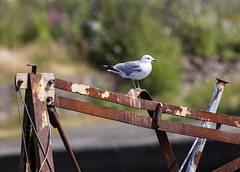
[46,96,53,103]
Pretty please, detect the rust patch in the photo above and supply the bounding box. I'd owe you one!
[214,87,223,101]
[194,151,203,169]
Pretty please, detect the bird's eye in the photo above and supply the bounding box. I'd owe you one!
[147,58,150,60]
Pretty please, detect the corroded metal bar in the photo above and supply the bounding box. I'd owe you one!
[53,95,240,145]
[19,75,36,171]
[48,106,81,172]
[213,157,240,172]
[186,78,228,172]
[135,89,179,172]
[159,120,240,145]
[54,78,240,128]
[54,95,153,128]
[30,73,55,172]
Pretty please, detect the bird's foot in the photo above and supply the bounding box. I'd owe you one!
[134,87,142,90]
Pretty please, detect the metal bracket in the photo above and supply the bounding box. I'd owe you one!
[15,73,55,105]
[27,64,37,74]
[155,103,163,128]
[15,73,28,90]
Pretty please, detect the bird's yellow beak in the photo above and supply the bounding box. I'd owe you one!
[153,59,158,62]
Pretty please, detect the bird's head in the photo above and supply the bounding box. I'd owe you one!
[141,55,158,63]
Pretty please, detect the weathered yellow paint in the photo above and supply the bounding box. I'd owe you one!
[176,106,191,117]
[101,91,110,99]
[166,109,172,113]
[41,110,49,131]
[235,121,240,128]
[71,83,90,95]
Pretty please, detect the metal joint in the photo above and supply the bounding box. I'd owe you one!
[154,103,163,129]
[27,64,37,74]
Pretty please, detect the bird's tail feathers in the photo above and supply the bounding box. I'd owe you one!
[102,65,118,71]
[102,65,121,74]
[102,65,114,70]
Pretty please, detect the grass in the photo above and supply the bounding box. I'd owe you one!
[0,41,94,83]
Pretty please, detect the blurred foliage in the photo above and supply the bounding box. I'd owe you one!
[90,0,181,95]
[184,81,240,116]
[0,0,240,97]
[169,0,217,57]
[1,0,240,59]
[0,0,51,46]
[168,0,240,59]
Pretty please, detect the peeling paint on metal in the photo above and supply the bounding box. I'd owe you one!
[41,110,49,131]
[15,73,28,90]
[131,89,136,107]
[235,121,240,128]
[116,96,120,103]
[32,77,46,102]
[71,83,89,95]
[101,91,110,99]
[38,77,46,102]
[176,107,191,117]
[166,109,172,113]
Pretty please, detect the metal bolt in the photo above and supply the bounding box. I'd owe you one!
[45,79,55,91]
[46,97,53,103]
[27,64,37,74]
[16,79,24,91]
[48,79,55,85]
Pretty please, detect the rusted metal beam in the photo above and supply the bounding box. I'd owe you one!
[53,95,240,145]
[186,78,228,172]
[213,157,240,172]
[30,73,55,172]
[131,89,179,172]
[54,78,240,128]
[48,105,81,172]
[54,95,153,128]
[19,74,36,171]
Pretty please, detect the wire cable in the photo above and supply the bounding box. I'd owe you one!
[16,90,30,170]
[18,90,54,172]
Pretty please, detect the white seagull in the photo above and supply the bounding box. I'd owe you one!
[103,55,157,90]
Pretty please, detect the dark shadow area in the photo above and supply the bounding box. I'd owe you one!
[0,141,239,172]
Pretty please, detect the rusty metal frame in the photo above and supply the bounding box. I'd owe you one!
[54,78,240,128]
[16,71,240,172]
[53,95,240,145]
[53,77,240,171]
[48,105,81,172]
[186,78,228,171]
[18,72,55,172]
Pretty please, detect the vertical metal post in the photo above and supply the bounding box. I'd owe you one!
[186,78,228,172]
[19,74,36,171]
[139,90,179,172]
[29,73,55,171]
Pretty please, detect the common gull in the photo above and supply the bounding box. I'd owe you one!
[103,55,157,89]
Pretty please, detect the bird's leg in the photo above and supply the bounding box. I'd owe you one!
[137,80,141,90]
[132,79,137,89]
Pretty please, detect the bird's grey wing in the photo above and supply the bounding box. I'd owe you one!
[114,61,142,76]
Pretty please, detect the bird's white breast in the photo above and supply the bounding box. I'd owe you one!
[129,62,152,80]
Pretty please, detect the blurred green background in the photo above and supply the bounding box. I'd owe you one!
[0,0,240,139]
